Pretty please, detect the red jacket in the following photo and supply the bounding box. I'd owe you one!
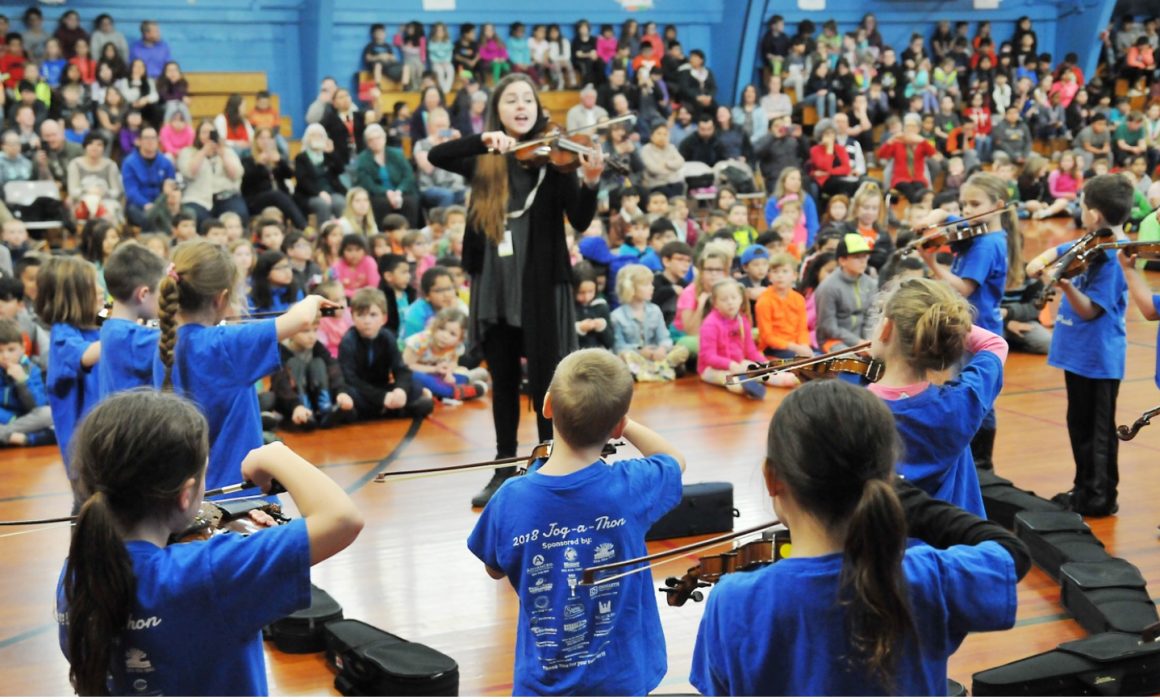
[809,143,851,186]
[876,138,935,187]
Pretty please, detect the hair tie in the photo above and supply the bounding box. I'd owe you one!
[166,263,180,283]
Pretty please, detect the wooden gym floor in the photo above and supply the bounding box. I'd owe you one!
[3,218,1160,696]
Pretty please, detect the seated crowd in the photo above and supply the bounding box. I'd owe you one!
[0,9,1158,447]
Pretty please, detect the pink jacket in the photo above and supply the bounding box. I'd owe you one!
[698,309,764,373]
[331,256,379,298]
[318,308,353,358]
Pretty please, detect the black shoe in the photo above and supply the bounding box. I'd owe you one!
[410,395,435,418]
[471,467,516,508]
[260,411,284,430]
[1051,491,1074,509]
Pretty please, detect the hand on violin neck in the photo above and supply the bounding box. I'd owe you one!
[579,148,605,185]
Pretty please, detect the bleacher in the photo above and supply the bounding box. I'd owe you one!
[185,71,294,140]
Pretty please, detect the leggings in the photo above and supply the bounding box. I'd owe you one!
[482,322,553,458]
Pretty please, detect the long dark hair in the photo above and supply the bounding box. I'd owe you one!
[764,380,914,690]
[63,390,209,696]
[79,219,117,265]
[224,94,245,130]
[469,73,546,245]
[250,250,300,312]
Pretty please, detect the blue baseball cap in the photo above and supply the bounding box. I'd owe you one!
[740,244,770,267]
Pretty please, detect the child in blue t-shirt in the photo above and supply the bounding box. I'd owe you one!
[1117,246,1160,389]
[1026,173,1133,517]
[467,348,685,696]
[35,257,102,482]
[919,172,1013,472]
[0,318,53,446]
[400,265,463,341]
[868,277,1007,516]
[691,380,1025,696]
[99,242,165,398]
[57,390,363,696]
[153,240,332,497]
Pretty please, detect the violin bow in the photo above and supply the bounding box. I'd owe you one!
[497,112,638,152]
[373,441,624,482]
[1117,404,1160,441]
[726,342,872,386]
[580,519,781,586]
[223,305,345,323]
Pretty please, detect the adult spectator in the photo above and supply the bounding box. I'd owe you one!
[0,131,33,189]
[640,123,686,198]
[35,120,83,185]
[566,84,609,134]
[66,131,123,223]
[876,113,937,202]
[129,21,172,79]
[122,126,175,228]
[293,124,346,225]
[241,127,307,229]
[89,14,129,63]
[412,108,467,209]
[759,75,792,122]
[714,106,755,164]
[320,88,366,165]
[305,76,338,126]
[177,119,247,225]
[676,49,718,118]
[754,113,808,194]
[408,86,446,143]
[448,73,485,134]
[679,113,728,168]
[353,123,418,226]
[732,84,767,144]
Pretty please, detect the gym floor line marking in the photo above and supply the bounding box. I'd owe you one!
[345,417,424,494]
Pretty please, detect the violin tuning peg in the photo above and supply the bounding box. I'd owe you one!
[664,576,680,587]
[691,590,704,603]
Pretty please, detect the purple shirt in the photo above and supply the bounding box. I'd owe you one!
[129,39,172,78]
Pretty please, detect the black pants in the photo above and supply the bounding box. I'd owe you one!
[482,322,553,458]
[247,190,308,230]
[1064,371,1119,512]
[369,192,420,228]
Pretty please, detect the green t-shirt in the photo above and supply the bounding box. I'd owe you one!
[1114,123,1145,147]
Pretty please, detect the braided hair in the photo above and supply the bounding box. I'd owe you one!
[158,241,237,389]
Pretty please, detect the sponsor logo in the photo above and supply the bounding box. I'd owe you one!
[563,619,588,633]
[563,604,584,619]
[593,543,615,561]
[528,577,553,594]
[533,595,550,610]
[598,600,612,614]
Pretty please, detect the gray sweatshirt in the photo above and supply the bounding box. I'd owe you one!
[814,269,878,348]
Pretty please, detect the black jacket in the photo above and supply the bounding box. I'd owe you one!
[320,105,366,165]
[292,150,346,210]
[575,298,614,350]
[338,327,418,409]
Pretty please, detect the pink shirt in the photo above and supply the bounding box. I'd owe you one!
[675,283,701,332]
[698,309,764,373]
[318,308,353,358]
[159,123,193,156]
[596,37,619,63]
[330,255,379,298]
[1048,169,1081,199]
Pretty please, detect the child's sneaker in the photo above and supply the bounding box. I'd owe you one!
[315,390,333,414]
[766,372,800,388]
[621,350,648,379]
[658,361,676,381]
[441,397,464,407]
[665,345,690,368]
[453,381,489,401]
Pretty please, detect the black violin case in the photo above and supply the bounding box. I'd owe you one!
[646,482,736,541]
[973,630,1160,696]
[324,619,459,696]
[263,584,344,653]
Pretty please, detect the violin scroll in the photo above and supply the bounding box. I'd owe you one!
[1117,405,1160,441]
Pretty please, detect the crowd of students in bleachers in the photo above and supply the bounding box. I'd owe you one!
[0,8,1159,448]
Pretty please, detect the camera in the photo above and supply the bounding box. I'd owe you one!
[208,131,220,143]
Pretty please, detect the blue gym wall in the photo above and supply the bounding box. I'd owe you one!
[0,0,1116,137]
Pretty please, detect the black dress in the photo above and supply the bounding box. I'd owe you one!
[427,132,598,456]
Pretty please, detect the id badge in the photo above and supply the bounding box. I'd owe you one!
[497,229,514,257]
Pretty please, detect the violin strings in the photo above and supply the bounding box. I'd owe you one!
[582,532,763,587]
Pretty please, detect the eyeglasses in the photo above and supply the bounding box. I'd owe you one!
[430,286,456,293]
[272,263,292,271]
[702,266,726,274]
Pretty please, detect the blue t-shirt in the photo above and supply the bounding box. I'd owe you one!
[401,298,434,340]
[951,232,1007,334]
[47,324,101,475]
[640,248,663,272]
[880,351,1002,517]
[99,319,161,399]
[1047,244,1127,380]
[153,320,281,494]
[1152,293,1160,388]
[690,540,1017,696]
[467,455,683,696]
[57,518,310,696]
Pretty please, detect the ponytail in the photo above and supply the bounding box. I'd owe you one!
[157,275,180,390]
[62,391,209,696]
[884,277,972,373]
[839,477,913,691]
[64,492,135,696]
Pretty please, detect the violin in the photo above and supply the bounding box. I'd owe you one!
[171,496,290,544]
[727,342,880,385]
[580,519,783,598]
[223,305,344,324]
[891,206,1014,261]
[505,114,635,176]
[1033,229,1115,309]
[1117,404,1160,441]
[372,440,623,482]
[659,527,792,606]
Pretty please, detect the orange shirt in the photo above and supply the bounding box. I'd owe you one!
[755,286,809,352]
[248,106,280,130]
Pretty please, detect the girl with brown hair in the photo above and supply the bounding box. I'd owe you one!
[427,73,605,507]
